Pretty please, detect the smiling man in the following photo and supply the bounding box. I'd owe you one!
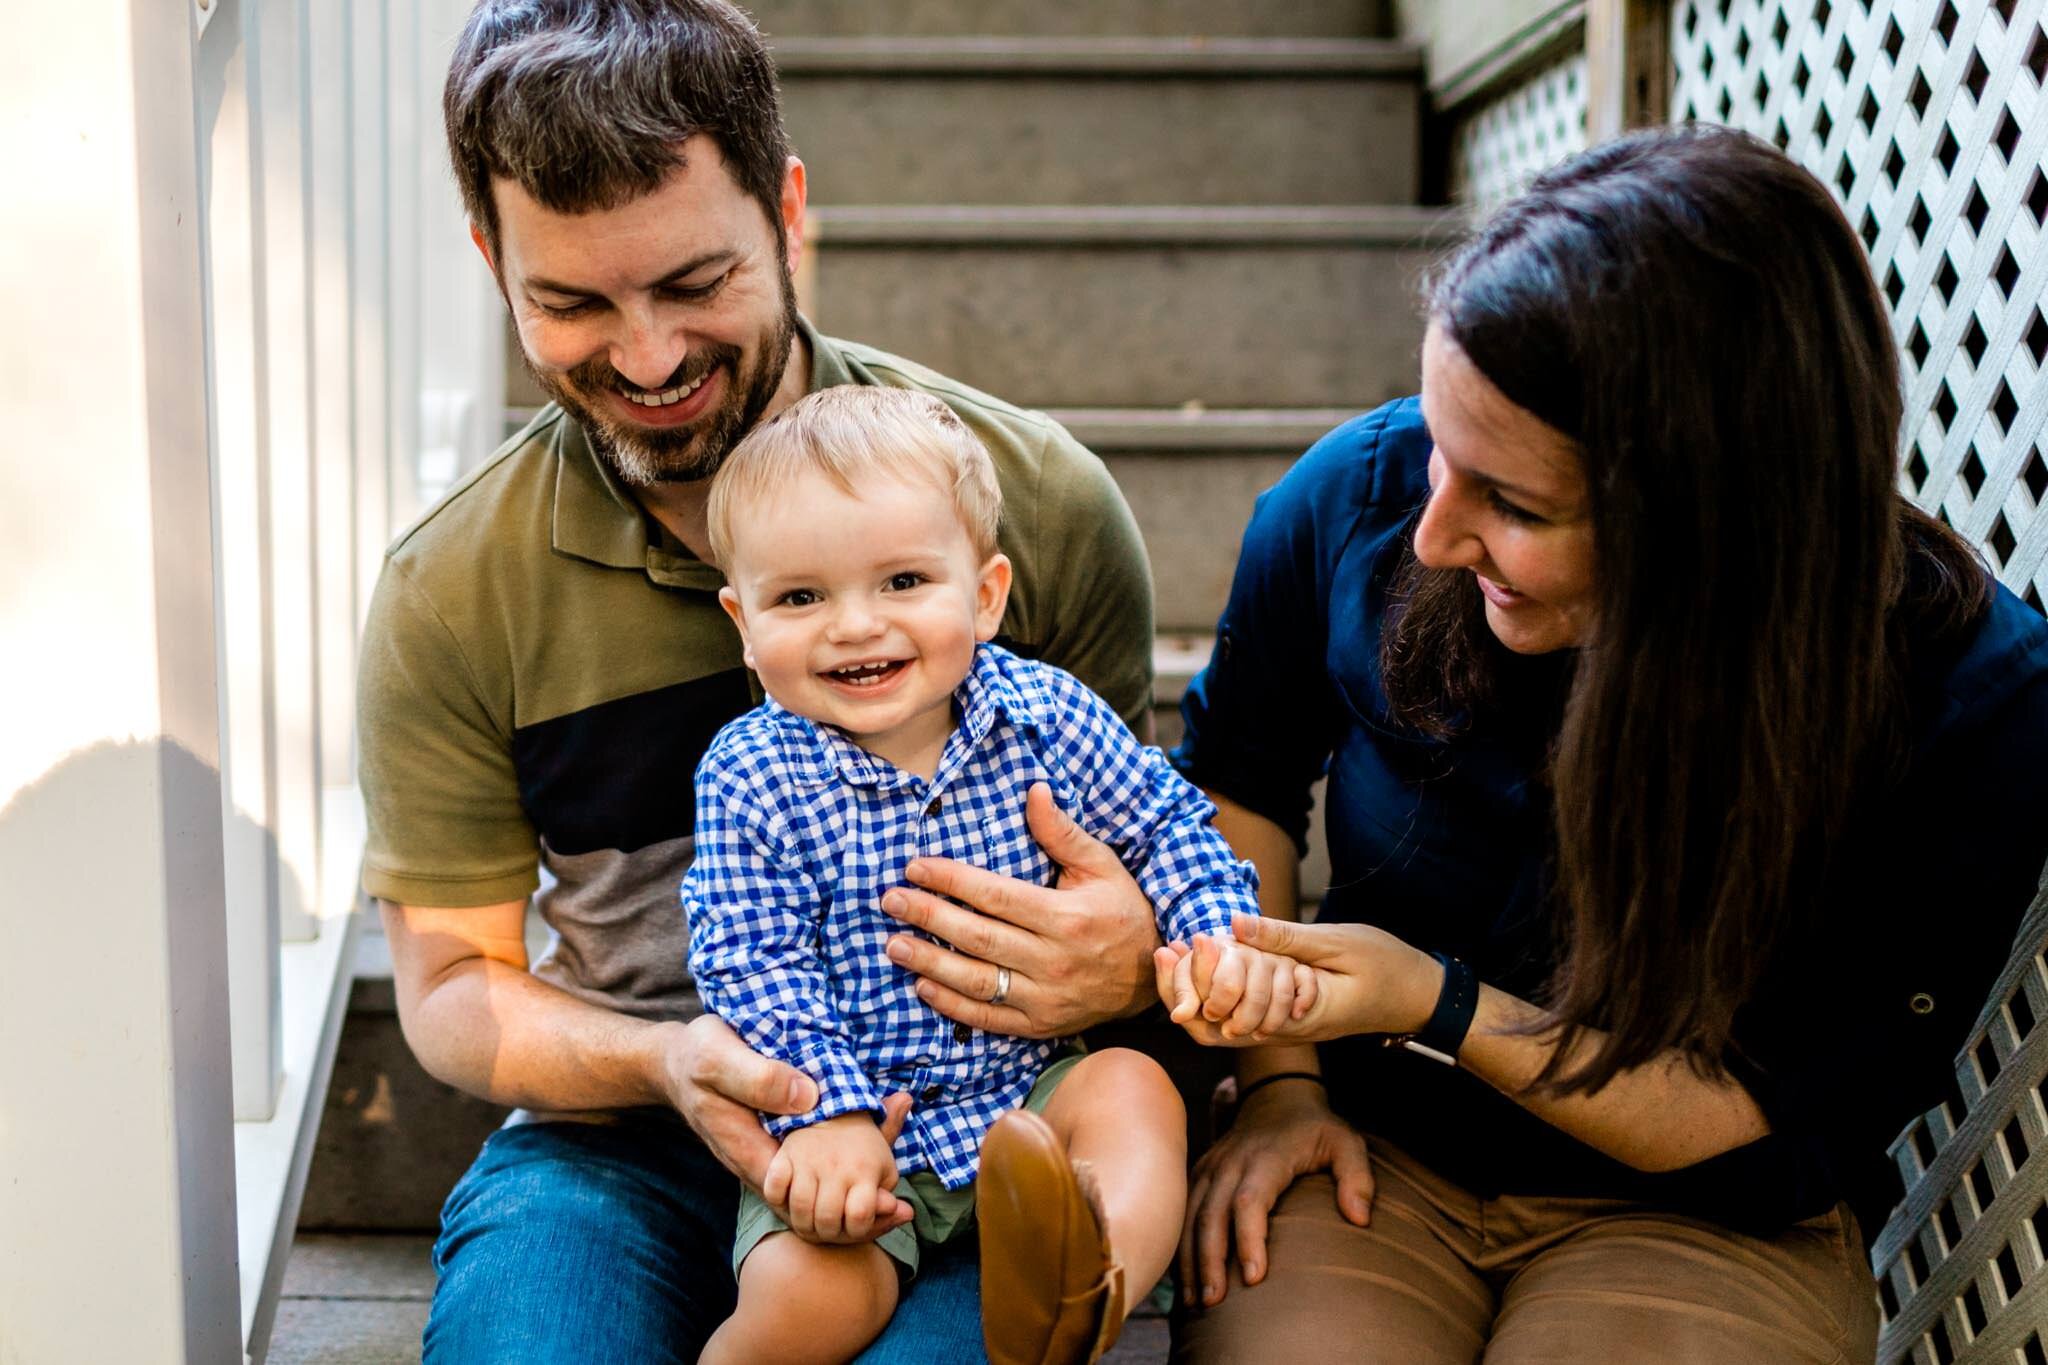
[355,2,1166,1360]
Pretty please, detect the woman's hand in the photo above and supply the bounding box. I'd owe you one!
[1181,1078,1374,1307]
[876,783,1162,1037]
[1155,913,1443,1047]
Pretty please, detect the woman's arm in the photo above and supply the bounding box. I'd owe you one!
[1461,982,1769,1172]
[1204,915,1770,1173]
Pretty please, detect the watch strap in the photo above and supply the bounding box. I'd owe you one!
[1399,951,1479,1066]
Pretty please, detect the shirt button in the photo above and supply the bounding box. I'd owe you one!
[1909,992,1937,1015]
[920,1085,943,1103]
[953,1022,972,1043]
[926,797,943,817]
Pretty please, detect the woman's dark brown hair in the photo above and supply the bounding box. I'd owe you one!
[1382,124,1988,1094]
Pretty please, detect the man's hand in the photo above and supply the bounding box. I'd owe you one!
[761,1114,904,1243]
[650,1017,916,1235]
[648,1015,818,1188]
[879,782,1161,1037]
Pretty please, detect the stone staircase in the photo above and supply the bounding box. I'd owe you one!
[285,2,1443,1356]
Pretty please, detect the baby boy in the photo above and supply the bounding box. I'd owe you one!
[683,385,1311,1364]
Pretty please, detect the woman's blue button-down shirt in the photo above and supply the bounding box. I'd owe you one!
[1174,397,2048,1236]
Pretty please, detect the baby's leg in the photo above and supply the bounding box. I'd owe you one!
[700,1232,899,1365]
[1039,1047,1188,1308]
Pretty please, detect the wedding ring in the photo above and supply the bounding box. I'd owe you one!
[989,966,1012,1006]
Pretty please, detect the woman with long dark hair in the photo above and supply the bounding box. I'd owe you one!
[1164,124,2048,1360]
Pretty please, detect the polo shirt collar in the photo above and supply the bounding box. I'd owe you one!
[548,315,849,592]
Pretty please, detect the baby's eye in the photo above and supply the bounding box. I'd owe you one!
[777,588,820,608]
[885,572,926,592]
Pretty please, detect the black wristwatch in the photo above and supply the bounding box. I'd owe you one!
[1381,951,1479,1066]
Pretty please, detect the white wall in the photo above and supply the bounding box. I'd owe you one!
[0,1,240,1359]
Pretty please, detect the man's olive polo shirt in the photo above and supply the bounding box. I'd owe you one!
[357,319,1155,1019]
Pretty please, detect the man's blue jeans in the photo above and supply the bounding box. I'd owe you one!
[423,1115,985,1363]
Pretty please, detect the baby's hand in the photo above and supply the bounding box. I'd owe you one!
[762,1113,902,1243]
[1157,931,1319,1043]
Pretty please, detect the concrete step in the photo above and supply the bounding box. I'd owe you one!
[778,38,1421,206]
[271,1232,1172,1362]
[744,0,1390,39]
[808,204,1458,410]
[297,940,510,1232]
[1069,408,1343,633]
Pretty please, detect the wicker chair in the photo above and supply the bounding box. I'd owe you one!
[1873,856,2048,1363]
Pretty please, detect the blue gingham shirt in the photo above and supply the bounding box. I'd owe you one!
[683,643,1259,1189]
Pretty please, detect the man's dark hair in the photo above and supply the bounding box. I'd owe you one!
[1382,124,1988,1096]
[444,0,791,256]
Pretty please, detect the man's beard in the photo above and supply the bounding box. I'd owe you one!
[526,271,798,487]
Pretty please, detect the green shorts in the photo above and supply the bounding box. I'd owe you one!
[733,1051,1083,1280]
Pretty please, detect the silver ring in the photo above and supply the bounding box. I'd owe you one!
[989,966,1012,1006]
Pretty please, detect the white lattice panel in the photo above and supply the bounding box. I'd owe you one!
[1451,52,1591,210]
[1674,0,2048,616]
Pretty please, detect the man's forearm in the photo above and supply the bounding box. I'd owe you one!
[404,954,677,1113]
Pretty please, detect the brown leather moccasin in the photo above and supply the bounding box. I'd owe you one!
[977,1109,1126,1365]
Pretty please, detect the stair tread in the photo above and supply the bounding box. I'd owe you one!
[1155,633,1217,691]
[771,35,1423,75]
[809,202,1462,245]
[1052,406,1361,451]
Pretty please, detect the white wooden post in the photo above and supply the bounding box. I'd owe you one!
[1584,0,1671,141]
[259,0,326,941]
[385,0,426,529]
[352,0,393,627]
[0,1,241,1358]
[418,0,507,496]
[311,0,360,791]
[203,0,288,1126]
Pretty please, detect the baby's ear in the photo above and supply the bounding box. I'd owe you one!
[717,586,757,670]
[974,552,1013,640]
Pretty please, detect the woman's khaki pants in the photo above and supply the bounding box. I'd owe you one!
[1172,1139,1879,1364]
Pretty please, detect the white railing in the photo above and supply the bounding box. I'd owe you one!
[0,0,503,1359]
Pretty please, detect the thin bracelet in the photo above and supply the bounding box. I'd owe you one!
[1234,1071,1327,1109]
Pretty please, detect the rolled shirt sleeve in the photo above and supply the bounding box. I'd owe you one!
[1032,663,1260,944]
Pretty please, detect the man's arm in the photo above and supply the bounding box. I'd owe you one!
[1030,423,1156,738]
[380,897,816,1186]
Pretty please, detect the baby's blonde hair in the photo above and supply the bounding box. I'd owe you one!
[707,385,1002,570]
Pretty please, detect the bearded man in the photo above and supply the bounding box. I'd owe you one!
[356,1,1172,1359]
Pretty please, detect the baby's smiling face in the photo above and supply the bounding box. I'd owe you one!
[718,467,1011,775]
